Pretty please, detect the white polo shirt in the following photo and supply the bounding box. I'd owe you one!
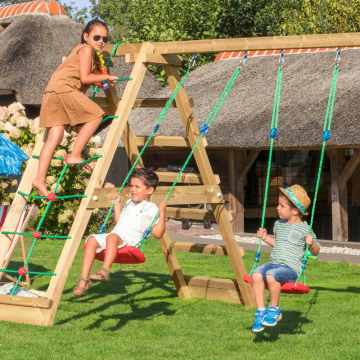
[88,199,159,252]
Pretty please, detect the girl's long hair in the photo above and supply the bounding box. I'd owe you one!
[81,19,108,72]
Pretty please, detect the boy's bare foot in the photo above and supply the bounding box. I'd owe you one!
[65,155,92,170]
[32,179,49,197]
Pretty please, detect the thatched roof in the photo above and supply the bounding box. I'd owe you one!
[0,14,162,105]
[117,48,360,148]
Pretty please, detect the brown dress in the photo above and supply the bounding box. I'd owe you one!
[39,43,104,128]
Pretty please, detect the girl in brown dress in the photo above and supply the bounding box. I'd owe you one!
[33,19,118,197]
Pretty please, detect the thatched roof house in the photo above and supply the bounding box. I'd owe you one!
[124,48,360,149]
[0,2,162,106]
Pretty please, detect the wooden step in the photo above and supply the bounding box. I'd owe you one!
[92,97,194,115]
[0,294,52,309]
[156,171,217,184]
[173,242,244,256]
[166,207,232,221]
[135,135,207,148]
[184,275,243,304]
[88,185,224,208]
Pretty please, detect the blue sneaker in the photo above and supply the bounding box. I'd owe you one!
[251,308,267,333]
[262,306,282,327]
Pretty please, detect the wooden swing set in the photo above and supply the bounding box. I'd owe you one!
[0,32,359,326]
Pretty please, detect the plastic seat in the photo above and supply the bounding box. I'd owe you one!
[243,275,310,294]
[82,243,146,264]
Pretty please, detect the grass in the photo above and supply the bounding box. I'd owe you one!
[1,236,360,360]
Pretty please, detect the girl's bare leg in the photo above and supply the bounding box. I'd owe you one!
[266,274,281,307]
[90,234,123,280]
[252,272,266,309]
[66,116,102,167]
[73,236,100,296]
[32,126,64,197]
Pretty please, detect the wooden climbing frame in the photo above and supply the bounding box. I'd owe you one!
[0,32,360,325]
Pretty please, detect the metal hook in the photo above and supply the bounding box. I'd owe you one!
[335,48,341,68]
[279,50,285,68]
[238,51,248,68]
[188,55,197,70]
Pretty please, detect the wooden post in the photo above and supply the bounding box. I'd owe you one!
[329,149,348,241]
[351,164,360,206]
[229,149,244,233]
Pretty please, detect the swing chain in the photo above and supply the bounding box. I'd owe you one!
[279,50,285,68]
[335,48,341,68]
[188,55,197,70]
[238,52,248,68]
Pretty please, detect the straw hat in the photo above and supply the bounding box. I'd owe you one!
[279,184,311,215]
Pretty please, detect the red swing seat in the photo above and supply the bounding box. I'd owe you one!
[243,275,310,295]
[82,243,146,264]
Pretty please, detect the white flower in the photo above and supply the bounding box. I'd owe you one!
[10,112,21,125]
[2,133,10,140]
[0,182,9,189]
[51,183,62,194]
[54,149,67,158]
[5,122,14,132]
[60,137,68,147]
[45,176,57,187]
[74,183,83,190]
[8,193,16,200]
[94,148,102,155]
[89,148,96,157]
[0,121,6,132]
[92,208,99,214]
[104,182,115,189]
[11,179,18,186]
[58,209,74,223]
[0,107,10,121]
[90,135,101,146]
[64,130,71,138]
[16,116,29,128]
[50,159,63,167]
[16,102,25,110]
[8,102,20,115]
[20,145,32,157]
[2,202,10,206]
[9,128,21,139]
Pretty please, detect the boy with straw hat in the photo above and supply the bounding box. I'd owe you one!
[251,184,320,333]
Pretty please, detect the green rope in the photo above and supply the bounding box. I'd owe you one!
[1,232,71,239]
[18,192,87,200]
[101,115,118,124]
[249,61,283,276]
[91,42,122,100]
[296,64,339,284]
[135,55,248,251]
[32,155,64,160]
[100,64,195,232]
[0,269,56,276]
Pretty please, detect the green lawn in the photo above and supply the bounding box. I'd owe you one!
[1,236,360,360]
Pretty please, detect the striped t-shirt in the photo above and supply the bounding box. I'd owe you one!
[270,219,319,275]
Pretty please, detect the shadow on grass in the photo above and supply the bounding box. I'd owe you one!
[56,269,178,330]
[312,286,360,294]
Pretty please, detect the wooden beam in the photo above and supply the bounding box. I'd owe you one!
[166,207,232,221]
[329,149,348,241]
[173,242,244,256]
[0,295,52,309]
[164,64,255,306]
[339,148,360,188]
[92,97,194,115]
[244,207,278,219]
[125,53,182,66]
[88,185,224,208]
[103,33,360,56]
[156,171,219,184]
[352,165,360,206]
[0,304,48,326]
[184,275,243,304]
[238,150,261,183]
[135,135,205,147]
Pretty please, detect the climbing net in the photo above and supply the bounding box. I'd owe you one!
[0,42,130,298]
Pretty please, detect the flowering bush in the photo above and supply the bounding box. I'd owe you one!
[0,102,114,237]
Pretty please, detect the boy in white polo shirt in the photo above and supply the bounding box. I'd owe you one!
[251,184,320,333]
[73,168,166,297]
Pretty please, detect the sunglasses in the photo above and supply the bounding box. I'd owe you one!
[89,34,109,43]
